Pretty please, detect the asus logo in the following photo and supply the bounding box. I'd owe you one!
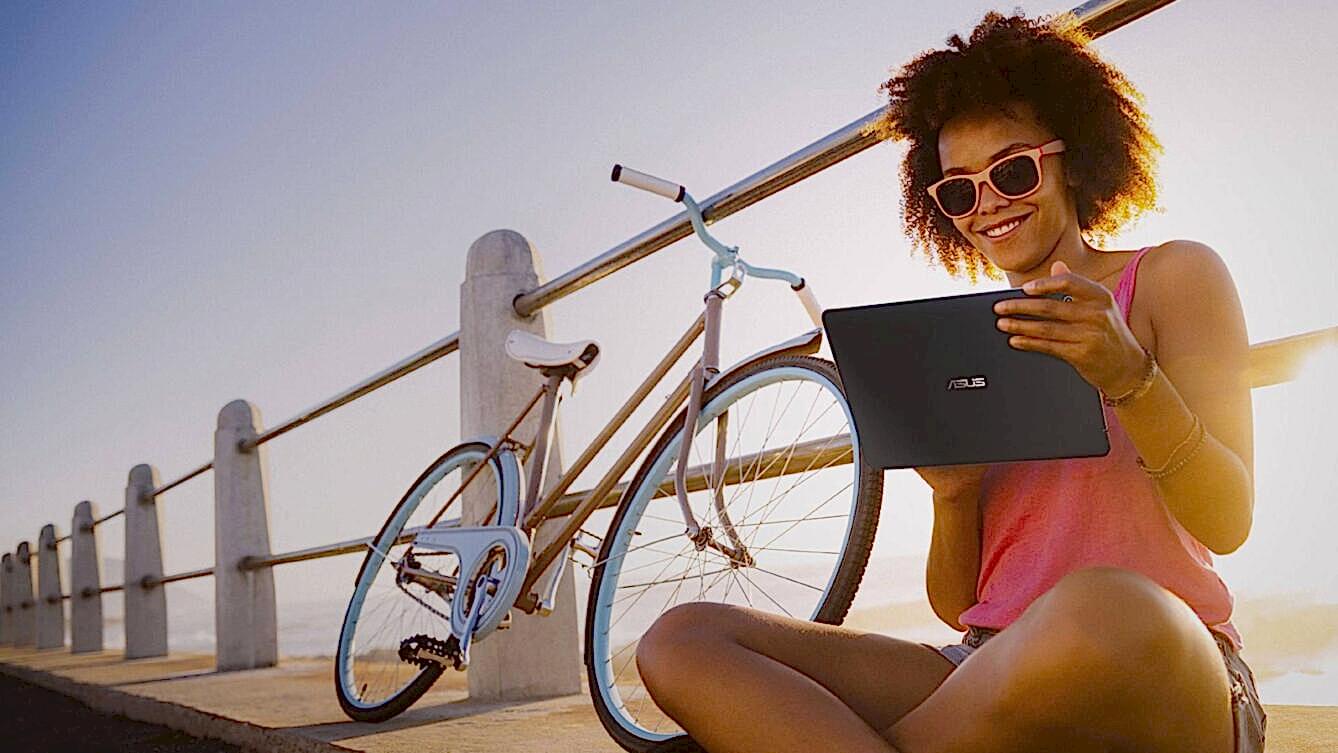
[946,376,987,390]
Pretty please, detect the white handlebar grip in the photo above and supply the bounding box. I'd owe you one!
[611,164,685,202]
[794,280,823,327]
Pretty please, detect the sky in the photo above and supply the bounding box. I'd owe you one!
[2,1,1336,705]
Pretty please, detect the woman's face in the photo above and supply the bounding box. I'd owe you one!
[936,102,1078,273]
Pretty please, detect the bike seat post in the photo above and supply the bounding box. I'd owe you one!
[522,371,564,521]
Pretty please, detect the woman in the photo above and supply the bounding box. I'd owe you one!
[635,11,1266,753]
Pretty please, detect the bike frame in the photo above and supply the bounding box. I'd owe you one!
[422,192,831,614]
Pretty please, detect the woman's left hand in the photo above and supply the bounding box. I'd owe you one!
[993,260,1147,395]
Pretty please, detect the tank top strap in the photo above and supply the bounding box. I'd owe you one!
[1113,245,1155,325]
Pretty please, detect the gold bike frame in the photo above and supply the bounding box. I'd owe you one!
[515,310,706,608]
[429,276,834,614]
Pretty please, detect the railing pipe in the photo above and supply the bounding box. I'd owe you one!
[152,461,213,497]
[1070,0,1177,33]
[92,508,124,527]
[80,584,124,597]
[1247,325,1338,388]
[513,114,881,317]
[142,567,215,589]
[237,525,439,571]
[241,331,461,451]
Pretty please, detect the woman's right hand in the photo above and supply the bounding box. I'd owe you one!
[914,463,992,500]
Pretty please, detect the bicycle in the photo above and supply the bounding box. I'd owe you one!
[334,164,884,752]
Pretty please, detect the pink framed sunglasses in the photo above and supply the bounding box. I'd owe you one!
[927,139,1066,218]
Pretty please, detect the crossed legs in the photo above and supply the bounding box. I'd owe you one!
[635,566,1235,753]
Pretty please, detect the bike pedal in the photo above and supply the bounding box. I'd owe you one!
[416,647,452,666]
[497,611,513,630]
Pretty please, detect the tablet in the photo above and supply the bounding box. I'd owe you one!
[823,289,1110,469]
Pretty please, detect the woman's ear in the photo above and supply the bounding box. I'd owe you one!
[1064,161,1080,188]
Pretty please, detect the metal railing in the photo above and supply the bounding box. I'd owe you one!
[3,0,1333,671]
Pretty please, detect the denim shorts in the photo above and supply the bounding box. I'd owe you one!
[925,626,1267,753]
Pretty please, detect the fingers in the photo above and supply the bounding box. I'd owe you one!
[1004,334,1081,357]
[1021,271,1103,298]
[996,316,1084,343]
[992,297,1083,321]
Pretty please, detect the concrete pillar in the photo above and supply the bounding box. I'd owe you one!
[0,553,12,645]
[124,465,168,659]
[459,229,581,700]
[36,524,65,649]
[213,400,277,671]
[13,542,36,646]
[71,501,104,653]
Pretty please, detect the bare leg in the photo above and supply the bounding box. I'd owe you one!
[638,566,1235,753]
[636,602,956,753]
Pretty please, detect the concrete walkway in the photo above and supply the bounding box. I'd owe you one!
[2,647,1336,752]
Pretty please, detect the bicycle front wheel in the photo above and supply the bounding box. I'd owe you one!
[585,355,882,751]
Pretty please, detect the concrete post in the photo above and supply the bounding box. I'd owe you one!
[213,400,277,671]
[36,524,65,649]
[13,543,36,646]
[71,501,104,653]
[124,465,168,659]
[460,229,581,700]
[0,553,12,645]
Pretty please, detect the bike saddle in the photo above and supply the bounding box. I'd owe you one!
[504,330,601,376]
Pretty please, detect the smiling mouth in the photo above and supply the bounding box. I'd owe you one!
[980,214,1030,240]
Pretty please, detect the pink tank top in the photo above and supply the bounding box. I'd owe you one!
[957,246,1243,650]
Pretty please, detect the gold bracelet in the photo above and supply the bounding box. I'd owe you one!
[1136,414,1207,480]
[1102,347,1157,408]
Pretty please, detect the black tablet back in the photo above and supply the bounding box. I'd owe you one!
[823,289,1110,469]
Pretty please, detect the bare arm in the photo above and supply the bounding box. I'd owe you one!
[1110,241,1254,554]
[926,485,982,632]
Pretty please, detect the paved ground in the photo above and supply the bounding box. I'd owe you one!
[0,647,625,753]
[2,646,1337,752]
[1,672,242,753]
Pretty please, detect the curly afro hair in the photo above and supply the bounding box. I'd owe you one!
[865,10,1162,283]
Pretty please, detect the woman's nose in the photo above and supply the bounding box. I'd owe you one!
[976,181,1011,215]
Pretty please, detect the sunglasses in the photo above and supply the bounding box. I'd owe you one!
[927,139,1066,218]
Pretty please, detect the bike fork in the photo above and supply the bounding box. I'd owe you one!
[674,282,753,566]
[673,288,723,539]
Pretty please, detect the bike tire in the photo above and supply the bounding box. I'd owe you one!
[334,440,521,722]
[584,355,882,751]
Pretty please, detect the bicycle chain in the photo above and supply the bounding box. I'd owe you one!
[395,578,454,623]
[394,552,455,623]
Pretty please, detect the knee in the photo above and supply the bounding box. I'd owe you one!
[636,602,739,693]
[1015,567,1201,684]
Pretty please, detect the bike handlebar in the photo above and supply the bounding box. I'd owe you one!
[611,162,822,326]
[610,165,684,202]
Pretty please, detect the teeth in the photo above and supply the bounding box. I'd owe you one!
[984,217,1023,238]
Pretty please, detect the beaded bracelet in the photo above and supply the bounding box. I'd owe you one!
[1136,413,1207,480]
[1101,347,1157,408]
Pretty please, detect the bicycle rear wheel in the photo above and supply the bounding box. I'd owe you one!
[334,440,521,722]
[584,355,882,751]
